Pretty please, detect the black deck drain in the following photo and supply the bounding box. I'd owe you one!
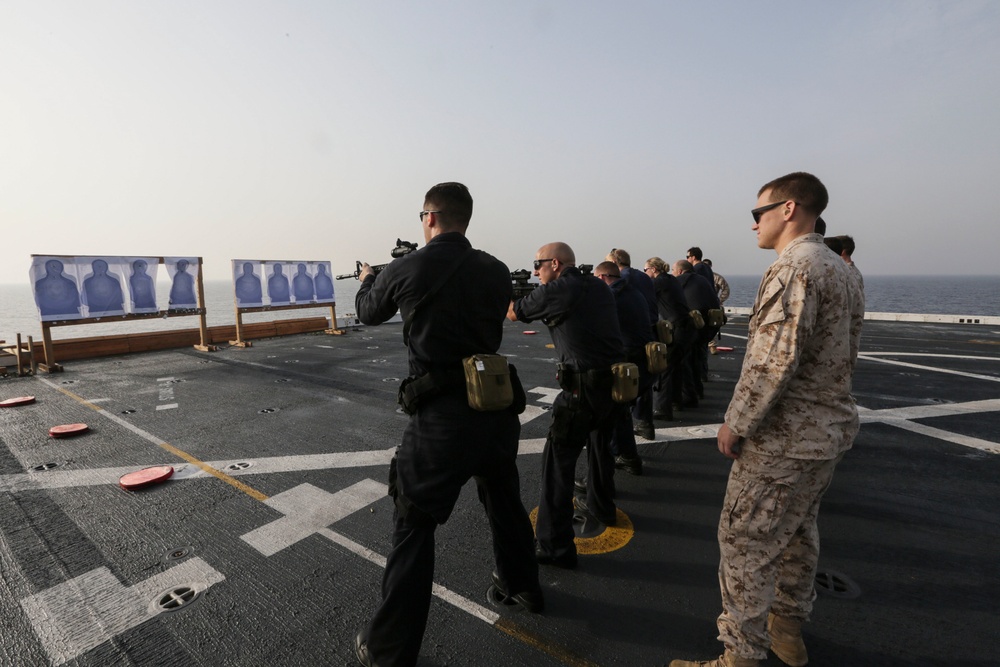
[258,408,278,414]
[121,409,137,414]
[61,380,76,385]
[382,377,400,383]
[284,359,299,363]
[226,461,254,472]
[152,585,201,612]
[275,378,291,383]
[161,546,195,563]
[31,462,61,472]
[815,570,861,599]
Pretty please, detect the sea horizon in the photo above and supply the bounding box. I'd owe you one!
[3,273,1000,345]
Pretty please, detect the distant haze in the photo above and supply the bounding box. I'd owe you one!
[2,1,998,284]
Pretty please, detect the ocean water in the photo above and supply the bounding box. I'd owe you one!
[2,275,998,345]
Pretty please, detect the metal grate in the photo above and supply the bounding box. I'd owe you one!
[815,570,861,599]
[153,585,201,612]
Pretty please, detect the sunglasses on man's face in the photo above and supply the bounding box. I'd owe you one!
[533,258,554,270]
[751,200,789,223]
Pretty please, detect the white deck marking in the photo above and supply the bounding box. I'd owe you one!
[857,354,1000,383]
[519,404,547,425]
[529,387,560,404]
[241,481,387,556]
[156,403,179,411]
[20,558,224,666]
[242,481,500,622]
[318,528,500,624]
[878,418,1000,455]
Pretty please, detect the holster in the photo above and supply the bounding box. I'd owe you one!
[397,368,465,415]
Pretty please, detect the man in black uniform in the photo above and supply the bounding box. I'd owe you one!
[595,260,654,475]
[644,257,695,415]
[508,242,624,568]
[354,182,541,667]
[606,248,658,440]
[673,259,722,400]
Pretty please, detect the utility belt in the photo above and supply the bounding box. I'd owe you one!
[398,354,525,415]
[556,362,639,404]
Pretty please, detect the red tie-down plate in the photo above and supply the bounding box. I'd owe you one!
[119,465,175,491]
[48,423,90,438]
[0,396,36,407]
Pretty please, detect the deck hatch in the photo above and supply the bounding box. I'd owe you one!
[815,570,861,598]
[152,585,201,612]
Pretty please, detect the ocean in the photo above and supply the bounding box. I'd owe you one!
[2,274,999,345]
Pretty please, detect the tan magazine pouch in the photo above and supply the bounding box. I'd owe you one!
[463,354,513,411]
[610,362,640,403]
[645,341,668,373]
[689,310,705,329]
[706,308,725,328]
[656,319,674,345]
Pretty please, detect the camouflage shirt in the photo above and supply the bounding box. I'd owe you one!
[725,233,865,459]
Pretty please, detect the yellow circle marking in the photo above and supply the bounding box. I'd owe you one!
[529,506,634,554]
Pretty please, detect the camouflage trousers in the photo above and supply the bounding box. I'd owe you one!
[716,450,842,659]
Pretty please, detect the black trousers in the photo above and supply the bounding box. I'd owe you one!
[535,383,619,559]
[363,392,538,667]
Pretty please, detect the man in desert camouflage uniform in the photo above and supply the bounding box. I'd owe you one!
[671,172,865,667]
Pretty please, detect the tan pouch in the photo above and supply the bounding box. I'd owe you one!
[706,308,725,328]
[689,309,705,329]
[656,319,674,345]
[610,362,640,403]
[463,354,513,411]
[645,341,668,374]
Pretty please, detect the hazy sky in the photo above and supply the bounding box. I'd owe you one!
[2,1,998,285]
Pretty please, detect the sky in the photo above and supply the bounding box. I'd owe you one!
[2,1,999,285]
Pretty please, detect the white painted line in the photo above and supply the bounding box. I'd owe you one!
[858,352,1000,360]
[20,558,224,666]
[857,354,1000,383]
[241,481,387,557]
[156,403,179,411]
[155,376,176,382]
[317,528,500,625]
[82,398,112,403]
[880,419,1000,455]
[519,404,547,426]
[528,387,560,405]
[859,398,1000,421]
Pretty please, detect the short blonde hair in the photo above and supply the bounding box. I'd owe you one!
[645,257,668,273]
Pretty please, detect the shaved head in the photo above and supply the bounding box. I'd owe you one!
[537,242,576,266]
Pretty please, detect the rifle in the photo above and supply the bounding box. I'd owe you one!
[336,239,418,280]
[510,269,538,299]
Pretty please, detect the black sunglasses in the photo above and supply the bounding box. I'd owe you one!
[533,258,554,270]
[751,200,789,223]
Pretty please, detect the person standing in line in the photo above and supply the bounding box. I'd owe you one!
[836,235,863,289]
[672,259,721,400]
[594,260,655,475]
[509,242,625,567]
[703,259,729,355]
[670,172,864,667]
[607,248,658,440]
[643,257,694,418]
[354,182,541,667]
[687,246,715,285]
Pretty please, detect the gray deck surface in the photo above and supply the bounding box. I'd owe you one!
[2,316,998,666]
